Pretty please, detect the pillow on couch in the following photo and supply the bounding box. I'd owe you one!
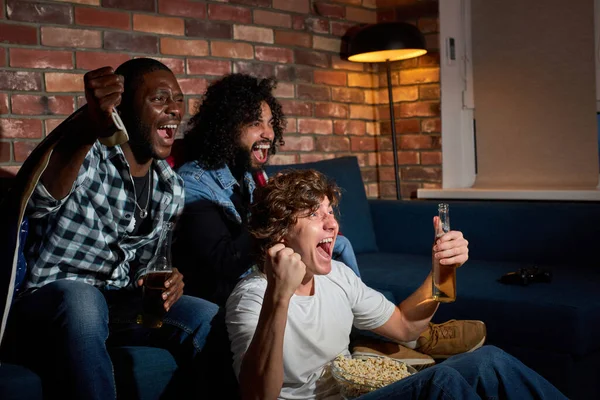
[265,156,378,254]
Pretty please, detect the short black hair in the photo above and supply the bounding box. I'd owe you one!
[183,73,286,170]
[114,58,172,111]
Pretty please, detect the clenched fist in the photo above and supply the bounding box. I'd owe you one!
[84,66,124,138]
[266,243,307,300]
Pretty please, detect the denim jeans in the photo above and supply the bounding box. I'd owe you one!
[333,235,361,277]
[4,280,219,400]
[357,346,566,400]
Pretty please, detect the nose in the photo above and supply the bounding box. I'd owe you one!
[323,213,338,231]
[165,97,183,119]
[261,123,275,142]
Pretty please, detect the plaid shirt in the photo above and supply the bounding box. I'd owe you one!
[24,141,184,291]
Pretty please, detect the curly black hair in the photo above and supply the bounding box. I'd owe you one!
[183,73,286,169]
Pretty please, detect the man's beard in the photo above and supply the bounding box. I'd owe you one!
[123,114,158,164]
[231,145,254,178]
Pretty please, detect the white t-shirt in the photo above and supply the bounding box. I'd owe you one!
[225,260,396,400]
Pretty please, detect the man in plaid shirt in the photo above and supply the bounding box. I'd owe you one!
[4,58,218,400]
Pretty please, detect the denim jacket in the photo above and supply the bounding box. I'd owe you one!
[176,161,256,225]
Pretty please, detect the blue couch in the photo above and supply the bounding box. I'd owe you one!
[3,154,598,399]
[267,156,600,400]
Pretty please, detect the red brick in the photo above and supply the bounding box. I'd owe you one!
[379,86,419,103]
[0,142,10,163]
[12,95,74,115]
[211,41,253,59]
[273,82,294,98]
[314,70,346,86]
[418,17,439,34]
[255,46,293,64]
[330,0,361,5]
[0,166,21,178]
[0,22,38,45]
[161,38,208,57]
[350,136,376,151]
[10,49,73,70]
[253,10,291,28]
[273,0,308,13]
[0,119,42,138]
[419,84,440,100]
[45,118,65,134]
[186,20,231,39]
[299,153,335,163]
[306,17,329,34]
[159,0,206,19]
[275,65,312,83]
[333,120,365,135]
[42,27,101,49]
[76,52,130,70]
[297,84,329,101]
[208,4,251,24]
[421,151,442,165]
[281,100,312,117]
[345,7,376,23]
[0,48,5,67]
[187,59,231,76]
[380,119,421,135]
[315,103,347,118]
[331,21,355,37]
[400,68,439,84]
[331,87,363,103]
[0,71,41,91]
[233,62,275,78]
[280,136,314,152]
[399,101,439,118]
[399,134,435,150]
[284,117,297,133]
[104,32,158,54]
[419,52,440,67]
[233,25,273,44]
[13,141,38,162]
[178,78,208,95]
[313,2,345,19]
[7,0,72,24]
[229,0,271,6]
[275,31,311,48]
[316,136,349,152]
[298,119,332,135]
[350,105,375,120]
[378,151,419,166]
[377,9,395,23]
[348,72,376,88]
[270,154,299,165]
[0,93,8,114]
[74,7,130,30]
[102,0,155,12]
[134,14,184,36]
[331,56,363,71]
[55,0,100,4]
[45,73,84,93]
[294,50,329,68]
[138,57,185,75]
[401,166,441,182]
[422,118,441,133]
[292,15,305,30]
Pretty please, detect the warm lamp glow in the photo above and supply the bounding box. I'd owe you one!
[348,48,427,63]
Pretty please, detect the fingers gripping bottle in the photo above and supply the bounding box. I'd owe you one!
[432,203,456,302]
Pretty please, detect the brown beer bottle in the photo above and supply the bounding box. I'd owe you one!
[432,203,457,302]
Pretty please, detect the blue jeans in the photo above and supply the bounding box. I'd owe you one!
[333,234,361,277]
[357,346,566,399]
[5,280,219,400]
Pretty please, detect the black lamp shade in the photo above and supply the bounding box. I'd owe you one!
[347,22,427,63]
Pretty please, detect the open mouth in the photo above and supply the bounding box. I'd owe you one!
[252,142,271,164]
[316,237,334,260]
[157,124,178,145]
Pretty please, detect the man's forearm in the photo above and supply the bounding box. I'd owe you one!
[40,110,96,200]
[396,272,439,337]
[239,286,290,400]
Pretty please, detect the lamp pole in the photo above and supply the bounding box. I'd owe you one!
[385,59,401,200]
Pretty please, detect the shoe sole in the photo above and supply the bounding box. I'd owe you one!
[430,334,486,360]
[352,351,436,367]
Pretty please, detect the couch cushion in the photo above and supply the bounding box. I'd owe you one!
[356,252,600,357]
[0,363,42,400]
[265,156,378,254]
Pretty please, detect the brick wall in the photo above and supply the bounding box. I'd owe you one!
[0,0,440,199]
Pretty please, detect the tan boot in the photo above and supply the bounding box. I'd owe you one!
[352,339,435,370]
[415,320,486,359]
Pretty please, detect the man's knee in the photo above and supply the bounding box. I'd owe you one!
[44,280,109,330]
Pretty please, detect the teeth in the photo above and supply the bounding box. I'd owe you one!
[318,238,333,244]
[254,144,270,149]
[159,124,178,129]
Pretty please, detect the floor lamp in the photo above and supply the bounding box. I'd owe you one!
[346,22,427,200]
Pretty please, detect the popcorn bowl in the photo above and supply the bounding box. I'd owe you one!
[330,354,417,400]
